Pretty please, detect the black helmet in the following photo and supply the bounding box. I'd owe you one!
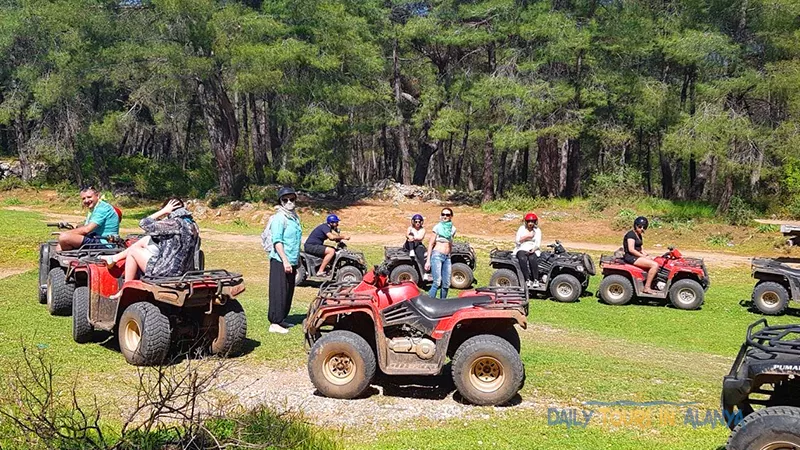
[634,216,649,230]
[277,186,296,201]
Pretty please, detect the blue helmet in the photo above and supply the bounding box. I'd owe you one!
[411,214,423,222]
[326,214,340,225]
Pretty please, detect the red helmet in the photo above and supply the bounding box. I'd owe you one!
[524,212,538,222]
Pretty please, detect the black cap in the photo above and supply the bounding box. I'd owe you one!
[277,186,296,200]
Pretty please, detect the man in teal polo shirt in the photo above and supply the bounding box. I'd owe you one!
[56,187,121,251]
[268,186,303,334]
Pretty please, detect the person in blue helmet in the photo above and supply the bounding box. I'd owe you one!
[404,213,427,268]
[304,213,350,277]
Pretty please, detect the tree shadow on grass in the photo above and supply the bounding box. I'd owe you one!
[97,332,261,366]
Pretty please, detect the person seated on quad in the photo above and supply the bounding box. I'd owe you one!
[101,198,199,298]
[515,212,542,289]
[624,216,658,294]
[404,214,426,267]
[56,186,120,251]
[304,214,350,277]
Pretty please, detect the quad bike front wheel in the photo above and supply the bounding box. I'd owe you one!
[598,274,633,306]
[752,282,790,316]
[451,334,524,406]
[72,286,94,343]
[210,299,248,357]
[118,302,171,366]
[308,330,376,399]
[668,279,705,310]
[489,268,519,287]
[450,263,474,289]
[46,268,74,316]
[550,274,582,303]
[390,264,419,284]
[336,265,364,284]
[726,406,800,450]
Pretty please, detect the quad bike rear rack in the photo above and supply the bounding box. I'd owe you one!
[742,319,800,357]
[140,270,244,297]
[474,286,529,309]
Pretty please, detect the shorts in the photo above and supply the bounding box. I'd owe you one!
[81,233,104,246]
[623,254,638,264]
[304,243,332,257]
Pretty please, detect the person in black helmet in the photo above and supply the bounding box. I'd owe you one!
[623,216,658,294]
[266,186,302,334]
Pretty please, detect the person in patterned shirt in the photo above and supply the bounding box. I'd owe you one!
[102,198,198,297]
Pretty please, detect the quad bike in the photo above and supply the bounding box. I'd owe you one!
[38,222,125,316]
[382,242,477,289]
[749,257,800,315]
[597,247,709,310]
[303,264,527,406]
[721,319,800,450]
[295,242,367,286]
[488,241,596,303]
[71,257,247,366]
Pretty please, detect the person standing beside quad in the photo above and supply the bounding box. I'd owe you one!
[515,212,542,289]
[425,208,456,299]
[404,214,427,272]
[266,187,303,334]
[304,214,350,277]
[623,216,658,294]
[56,186,120,251]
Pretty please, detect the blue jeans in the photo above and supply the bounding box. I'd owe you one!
[428,251,451,299]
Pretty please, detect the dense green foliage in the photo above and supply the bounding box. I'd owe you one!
[1,0,799,214]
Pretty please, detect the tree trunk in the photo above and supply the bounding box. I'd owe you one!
[392,38,412,184]
[453,121,469,187]
[197,74,239,197]
[717,174,734,214]
[497,149,508,196]
[266,93,281,170]
[558,140,568,195]
[482,131,494,202]
[537,136,560,197]
[565,139,581,198]
[520,144,529,186]
[659,145,674,199]
[688,155,713,200]
[249,94,268,184]
[13,117,33,181]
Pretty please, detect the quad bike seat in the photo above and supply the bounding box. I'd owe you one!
[410,294,493,319]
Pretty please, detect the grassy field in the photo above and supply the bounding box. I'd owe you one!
[1,202,798,449]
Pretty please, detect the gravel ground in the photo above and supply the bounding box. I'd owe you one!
[216,364,546,430]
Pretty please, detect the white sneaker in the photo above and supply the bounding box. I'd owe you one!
[422,274,433,282]
[532,280,540,288]
[269,323,289,334]
[526,280,534,289]
[279,321,295,329]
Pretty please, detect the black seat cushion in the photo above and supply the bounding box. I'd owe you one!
[410,294,493,319]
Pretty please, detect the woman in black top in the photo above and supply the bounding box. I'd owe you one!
[623,216,658,294]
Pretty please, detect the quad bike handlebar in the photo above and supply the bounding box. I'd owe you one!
[47,222,75,230]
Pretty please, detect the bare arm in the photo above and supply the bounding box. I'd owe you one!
[71,221,98,236]
[626,238,647,258]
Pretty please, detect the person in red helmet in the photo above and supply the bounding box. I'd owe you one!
[515,212,542,288]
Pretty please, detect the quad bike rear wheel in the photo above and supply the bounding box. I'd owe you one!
[489,268,519,287]
[118,302,171,366]
[451,334,524,406]
[210,299,247,357]
[336,265,363,284]
[752,282,790,316]
[599,274,633,306]
[668,279,704,310]
[726,406,800,450]
[295,265,307,286]
[308,330,376,399]
[450,263,474,289]
[550,274,582,303]
[72,286,94,343]
[390,264,419,284]
[47,268,74,316]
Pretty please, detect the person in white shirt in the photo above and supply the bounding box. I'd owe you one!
[404,213,427,268]
[515,212,542,288]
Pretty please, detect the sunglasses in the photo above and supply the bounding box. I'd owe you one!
[281,196,297,203]
[441,213,452,217]
[413,220,422,223]
[525,220,536,223]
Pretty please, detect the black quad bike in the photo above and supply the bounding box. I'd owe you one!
[750,257,800,315]
[383,242,476,289]
[488,241,596,302]
[295,242,368,286]
[721,319,800,450]
[38,222,125,316]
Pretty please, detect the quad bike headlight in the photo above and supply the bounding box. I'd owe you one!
[576,265,584,272]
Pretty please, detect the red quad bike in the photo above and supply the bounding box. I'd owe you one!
[71,258,247,366]
[303,264,527,406]
[597,247,709,310]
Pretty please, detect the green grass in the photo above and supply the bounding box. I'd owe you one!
[0,207,789,449]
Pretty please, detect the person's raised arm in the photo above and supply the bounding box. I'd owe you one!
[140,199,182,236]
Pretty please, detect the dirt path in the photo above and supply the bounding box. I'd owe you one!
[0,268,26,280]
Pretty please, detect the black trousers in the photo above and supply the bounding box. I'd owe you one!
[516,251,539,282]
[268,258,296,324]
[404,240,427,266]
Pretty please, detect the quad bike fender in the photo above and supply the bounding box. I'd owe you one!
[304,306,377,340]
[433,309,527,339]
[753,267,800,300]
[73,262,124,331]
